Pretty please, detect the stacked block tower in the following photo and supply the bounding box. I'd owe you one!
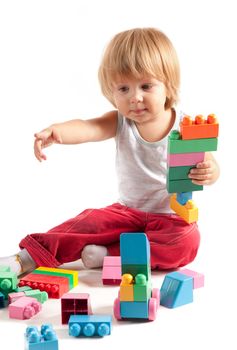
[113,233,160,321]
[167,114,219,223]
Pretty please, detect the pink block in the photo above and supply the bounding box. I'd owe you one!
[8,291,25,304]
[168,152,205,166]
[102,266,121,285]
[179,268,204,289]
[9,296,42,319]
[103,256,121,266]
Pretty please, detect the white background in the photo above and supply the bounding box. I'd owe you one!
[0,0,236,349]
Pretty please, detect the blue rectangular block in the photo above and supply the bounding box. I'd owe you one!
[120,233,150,265]
[69,315,112,337]
[120,301,149,319]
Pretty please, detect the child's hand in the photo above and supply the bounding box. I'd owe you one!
[188,154,220,185]
[34,127,62,162]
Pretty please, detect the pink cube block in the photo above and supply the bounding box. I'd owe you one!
[8,291,25,304]
[9,296,42,319]
[179,269,204,289]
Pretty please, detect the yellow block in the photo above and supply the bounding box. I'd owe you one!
[36,266,78,287]
[170,194,198,223]
[120,274,134,301]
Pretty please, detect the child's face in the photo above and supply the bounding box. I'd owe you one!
[112,76,168,124]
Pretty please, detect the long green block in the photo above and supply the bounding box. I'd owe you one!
[167,179,203,193]
[32,269,74,289]
[167,165,194,181]
[168,137,218,154]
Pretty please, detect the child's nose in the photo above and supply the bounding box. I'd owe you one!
[130,90,143,104]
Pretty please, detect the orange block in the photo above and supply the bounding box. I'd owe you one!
[180,114,219,140]
[120,274,134,301]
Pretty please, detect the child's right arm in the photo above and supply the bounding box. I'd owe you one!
[34,111,118,161]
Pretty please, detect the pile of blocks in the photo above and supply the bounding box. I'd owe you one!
[167,114,219,223]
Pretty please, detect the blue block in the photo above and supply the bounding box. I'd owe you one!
[176,192,192,205]
[0,292,5,308]
[160,272,193,308]
[120,233,150,265]
[120,301,149,319]
[69,315,112,337]
[25,324,58,350]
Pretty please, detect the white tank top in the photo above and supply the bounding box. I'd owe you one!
[115,109,182,213]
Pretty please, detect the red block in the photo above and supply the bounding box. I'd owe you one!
[61,292,92,324]
[19,273,69,298]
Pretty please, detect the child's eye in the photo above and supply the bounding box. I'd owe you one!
[118,86,129,93]
[141,84,153,90]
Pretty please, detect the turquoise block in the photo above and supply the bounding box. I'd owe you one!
[120,301,149,318]
[120,233,150,265]
[167,179,203,193]
[160,272,193,308]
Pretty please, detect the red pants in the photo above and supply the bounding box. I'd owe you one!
[19,203,200,270]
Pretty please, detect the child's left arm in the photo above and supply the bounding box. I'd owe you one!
[188,152,220,185]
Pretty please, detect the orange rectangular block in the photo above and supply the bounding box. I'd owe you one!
[180,114,219,140]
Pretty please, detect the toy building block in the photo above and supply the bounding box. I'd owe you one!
[176,192,192,205]
[25,324,58,350]
[0,292,5,308]
[61,292,92,324]
[133,273,152,302]
[167,179,203,194]
[170,194,198,223]
[0,265,11,272]
[168,131,218,154]
[120,274,134,301]
[180,114,219,140]
[102,256,121,285]
[0,269,18,298]
[33,266,78,289]
[179,269,204,289]
[167,151,205,167]
[15,285,32,292]
[9,289,48,304]
[68,314,112,337]
[168,165,195,181]
[19,273,69,298]
[9,296,42,319]
[160,271,193,308]
[114,233,160,321]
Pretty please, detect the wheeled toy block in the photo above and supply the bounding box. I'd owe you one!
[33,266,78,289]
[25,324,58,350]
[68,314,112,337]
[61,292,92,324]
[160,272,193,308]
[180,114,219,140]
[0,269,18,298]
[9,296,42,319]
[19,273,69,298]
[102,256,121,285]
[170,194,198,223]
[179,269,204,289]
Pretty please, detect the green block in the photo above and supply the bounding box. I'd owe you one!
[122,264,151,280]
[25,289,48,303]
[134,275,152,301]
[167,166,194,181]
[32,269,74,289]
[167,179,203,193]
[0,266,11,272]
[168,137,218,154]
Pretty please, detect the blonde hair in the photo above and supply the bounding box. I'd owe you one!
[98,27,180,109]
